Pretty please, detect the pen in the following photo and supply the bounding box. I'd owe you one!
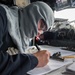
[62,55,75,59]
[35,44,40,51]
[33,37,40,51]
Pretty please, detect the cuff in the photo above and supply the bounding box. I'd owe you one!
[27,54,38,69]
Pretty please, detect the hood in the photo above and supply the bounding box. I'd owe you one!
[1,1,54,53]
[19,1,54,38]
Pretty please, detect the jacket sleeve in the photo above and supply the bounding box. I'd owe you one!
[0,6,38,75]
[0,52,38,75]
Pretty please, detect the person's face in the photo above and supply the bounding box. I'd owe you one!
[35,19,47,40]
[37,19,47,36]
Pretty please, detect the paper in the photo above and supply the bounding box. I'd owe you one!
[27,45,75,75]
[27,59,73,75]
[67,62,75,72]
[39,45,75,56]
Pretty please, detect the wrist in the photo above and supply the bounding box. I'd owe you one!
[30,54,38,68]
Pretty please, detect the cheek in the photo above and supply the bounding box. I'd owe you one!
[36,31,43,40]
[36,33,40,39]
[38,24,41,30]
[38,30,43,36]
[38,30,43,34]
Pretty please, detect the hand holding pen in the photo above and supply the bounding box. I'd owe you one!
[32,37,50,67]
[33,50,50,67]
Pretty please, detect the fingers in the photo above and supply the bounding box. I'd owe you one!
[33,50,50,67]
[44,50,50,63]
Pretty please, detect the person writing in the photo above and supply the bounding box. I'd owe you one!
[0,1,54,75]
